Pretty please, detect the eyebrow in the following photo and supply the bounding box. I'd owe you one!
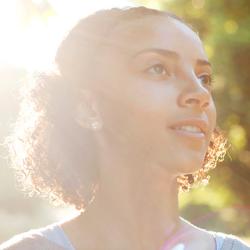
[132,48,212,68]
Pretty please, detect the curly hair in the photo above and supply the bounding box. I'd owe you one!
[6,6,229,210]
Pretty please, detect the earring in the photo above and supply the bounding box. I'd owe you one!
[91,120,102,130]
[76,115,103,131]
[76,103,103,131]
[76,89,103,131]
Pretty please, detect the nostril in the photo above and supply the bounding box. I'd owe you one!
[183,97,210,109]
[178,87,211,109]
[201,100,210,108]
[186,98,199,105]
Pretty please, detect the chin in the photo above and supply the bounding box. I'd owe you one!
[161,153,206,175]
[178,156,206,175]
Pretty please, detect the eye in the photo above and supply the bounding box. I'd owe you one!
[198,74,214,89]
[145,64,169,77]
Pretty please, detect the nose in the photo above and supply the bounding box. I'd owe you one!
[177,77,211,110]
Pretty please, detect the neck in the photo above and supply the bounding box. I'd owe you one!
[80,139,181,250]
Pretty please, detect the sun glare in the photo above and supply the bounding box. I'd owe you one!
[0,0,136,71]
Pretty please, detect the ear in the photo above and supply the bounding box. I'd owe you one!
[75,89,103,131]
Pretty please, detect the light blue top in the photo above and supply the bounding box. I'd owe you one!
[213,232,227,250]
[32,223,75,250]
[37,223,227,250]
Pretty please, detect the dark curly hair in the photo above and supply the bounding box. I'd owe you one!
[6,6,229,211]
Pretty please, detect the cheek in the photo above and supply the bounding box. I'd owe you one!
[116,81,179,157]
[125,78,177,114]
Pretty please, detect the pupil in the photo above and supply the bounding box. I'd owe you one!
[200,75,210,85]
[155,65,163,73]
[204,76,209,84]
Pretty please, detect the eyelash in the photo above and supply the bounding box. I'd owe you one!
[144,63,169,77]
[144,64,214,90]
[198,74,214,90]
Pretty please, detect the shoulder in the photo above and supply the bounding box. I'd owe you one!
[0,225,67,250]
[212,232,250,250]
[178,217,250,250]
[174,217,216,250]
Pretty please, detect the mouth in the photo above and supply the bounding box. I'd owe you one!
[168,118,208,140]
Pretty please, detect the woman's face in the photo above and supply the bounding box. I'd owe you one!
[93,15,216,175]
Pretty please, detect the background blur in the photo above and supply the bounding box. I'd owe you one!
[0,0,249,244]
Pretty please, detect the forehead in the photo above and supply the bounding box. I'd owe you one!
[102,15,207,61]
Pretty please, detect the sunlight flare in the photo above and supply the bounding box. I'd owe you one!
[0,0,136,70]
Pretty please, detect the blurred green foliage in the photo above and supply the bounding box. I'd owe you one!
[0,0,249,243]
[135,0,250,238]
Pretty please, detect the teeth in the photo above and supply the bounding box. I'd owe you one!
[175,125,203,133]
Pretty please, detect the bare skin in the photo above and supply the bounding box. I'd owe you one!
[61,15,217,250]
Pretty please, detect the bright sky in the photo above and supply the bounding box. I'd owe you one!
[0,0,136,70]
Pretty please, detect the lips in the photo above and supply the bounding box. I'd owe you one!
[168,118,209,136]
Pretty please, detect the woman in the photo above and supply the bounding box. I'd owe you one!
[1,6,249,250]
